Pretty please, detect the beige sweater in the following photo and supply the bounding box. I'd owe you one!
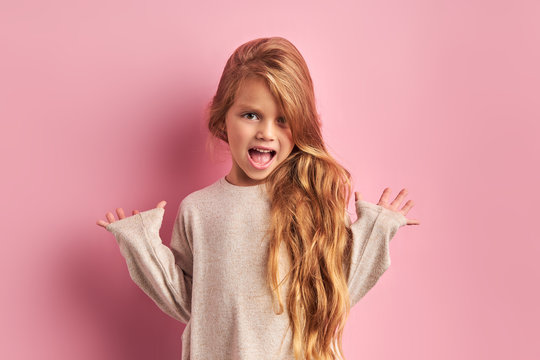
[106,176,407,359]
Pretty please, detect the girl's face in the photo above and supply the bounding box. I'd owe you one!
[224,76,294,186]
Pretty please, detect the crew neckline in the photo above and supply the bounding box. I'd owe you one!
[219,176,267,191]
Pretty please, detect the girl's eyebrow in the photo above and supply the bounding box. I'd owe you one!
[237,104,262,112]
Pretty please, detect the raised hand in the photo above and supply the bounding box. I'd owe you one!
[355,189,420,226]
[96,200,167,228]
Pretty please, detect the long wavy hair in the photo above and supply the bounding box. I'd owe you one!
[206,37,354,360]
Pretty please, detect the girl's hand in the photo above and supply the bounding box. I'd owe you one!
[96,200,167,228]
[355,189,420,226]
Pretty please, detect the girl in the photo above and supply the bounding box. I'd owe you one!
[97,37,419,360]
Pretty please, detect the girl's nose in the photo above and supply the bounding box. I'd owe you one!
[256,119,276,140]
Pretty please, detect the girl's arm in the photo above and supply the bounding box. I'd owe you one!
[103,202,193,324]
[346,188,417,307]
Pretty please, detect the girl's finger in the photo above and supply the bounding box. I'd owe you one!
[105,212,115,223]
[156,200,167,209]
[406,218,421,225]
[116,207,126,220]
[354,191,363,202]
[390,188,408,209]
[378,187,392,206]
[133,210,140,215]
[96,220,109,228]
[400,199,415,214]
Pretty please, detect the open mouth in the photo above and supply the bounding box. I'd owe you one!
[248,147,276,168]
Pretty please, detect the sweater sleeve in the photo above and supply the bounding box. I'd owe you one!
[105,205,193,324]
[346,199,408,307]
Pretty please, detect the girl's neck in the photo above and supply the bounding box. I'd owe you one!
[224,174,266,187]
[221,175,267,191]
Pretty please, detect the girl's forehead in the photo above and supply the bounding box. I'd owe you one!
[231,76,287,116]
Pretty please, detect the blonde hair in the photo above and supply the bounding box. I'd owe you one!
[206,36,354,360]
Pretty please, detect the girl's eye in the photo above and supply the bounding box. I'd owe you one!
[243,113,259,120]
[242,112,286,125]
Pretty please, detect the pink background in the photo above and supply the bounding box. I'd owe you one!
[1,0,538,359]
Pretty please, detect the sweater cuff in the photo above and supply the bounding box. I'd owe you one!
[105,207,165,239]
[355,199,408,228]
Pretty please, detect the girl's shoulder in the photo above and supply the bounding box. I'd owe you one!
[180,177,223,210]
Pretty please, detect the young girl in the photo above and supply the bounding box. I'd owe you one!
[97,37,419,360]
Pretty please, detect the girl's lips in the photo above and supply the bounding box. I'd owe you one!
[247,149,276,170]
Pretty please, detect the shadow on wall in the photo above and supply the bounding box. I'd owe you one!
[153,86,231,200]
[61,237,183,359]
[60,91,227,359]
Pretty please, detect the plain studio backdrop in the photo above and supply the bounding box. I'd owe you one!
[1,0,538,359]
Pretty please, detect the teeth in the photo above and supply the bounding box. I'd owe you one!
[252,148,273,153]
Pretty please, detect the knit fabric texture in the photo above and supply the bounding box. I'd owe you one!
[106,176,408,359]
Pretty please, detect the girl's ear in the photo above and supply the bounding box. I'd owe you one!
[222,127,228,142]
